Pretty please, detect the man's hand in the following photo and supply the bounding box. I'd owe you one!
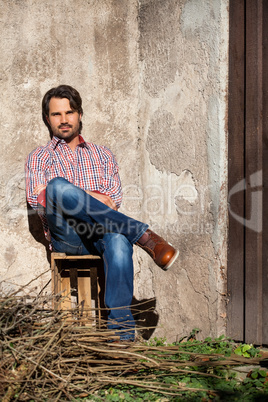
[85,190,118,211]
[33,184,47,195]
[32,185,47,208]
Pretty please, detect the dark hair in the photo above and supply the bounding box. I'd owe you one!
[42,85,83,138]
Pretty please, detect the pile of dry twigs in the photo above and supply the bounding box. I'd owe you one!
[0,280,263,401]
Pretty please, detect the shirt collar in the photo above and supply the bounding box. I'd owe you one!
[78,135,90,148]
[49,135,89,150]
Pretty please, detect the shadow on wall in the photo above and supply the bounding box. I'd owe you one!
[26,201,51,264]
[132,297,159,340]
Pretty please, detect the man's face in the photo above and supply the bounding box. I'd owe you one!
[46,97,81,142]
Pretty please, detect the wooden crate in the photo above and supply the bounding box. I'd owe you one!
[51,253,102,325]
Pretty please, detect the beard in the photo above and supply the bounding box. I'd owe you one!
[52,122,80,142]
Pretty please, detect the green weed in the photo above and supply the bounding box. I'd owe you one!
[73,333,268,401]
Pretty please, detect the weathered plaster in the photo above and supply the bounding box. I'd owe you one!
[135,0,229,340]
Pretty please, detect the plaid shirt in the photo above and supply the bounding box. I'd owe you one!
[25,135,122,240]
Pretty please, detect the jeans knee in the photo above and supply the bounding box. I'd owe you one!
[46,178,76,204]
[47,177,68,193]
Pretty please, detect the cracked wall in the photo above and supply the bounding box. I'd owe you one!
[0,0,229,341]
[134,0,229,341]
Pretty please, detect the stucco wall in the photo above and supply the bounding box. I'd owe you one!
[0,0,229,342]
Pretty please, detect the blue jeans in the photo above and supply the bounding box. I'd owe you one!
[45,177,148,340]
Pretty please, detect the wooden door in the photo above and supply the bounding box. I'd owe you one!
[227,0,268,345]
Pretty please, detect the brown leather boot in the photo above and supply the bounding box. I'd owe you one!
[136,229,179,270]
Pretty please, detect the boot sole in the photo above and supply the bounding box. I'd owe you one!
[162,249,179,270]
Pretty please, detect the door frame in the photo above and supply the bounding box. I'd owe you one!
[227,0,268,345]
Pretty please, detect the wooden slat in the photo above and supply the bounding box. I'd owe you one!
[227,0,246,341]
[78,274,92,310]
[244,0,263,345]
[262,0,268,344]
[52,253,101,260]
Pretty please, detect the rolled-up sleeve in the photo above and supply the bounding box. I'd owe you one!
[25,147,48,210]
[99,147,123,208]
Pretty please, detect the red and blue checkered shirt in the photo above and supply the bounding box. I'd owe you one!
[25,135,122,240]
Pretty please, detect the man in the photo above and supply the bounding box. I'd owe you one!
[25,85,179,341]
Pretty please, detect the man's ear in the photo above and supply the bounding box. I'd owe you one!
[46,116,51,126]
